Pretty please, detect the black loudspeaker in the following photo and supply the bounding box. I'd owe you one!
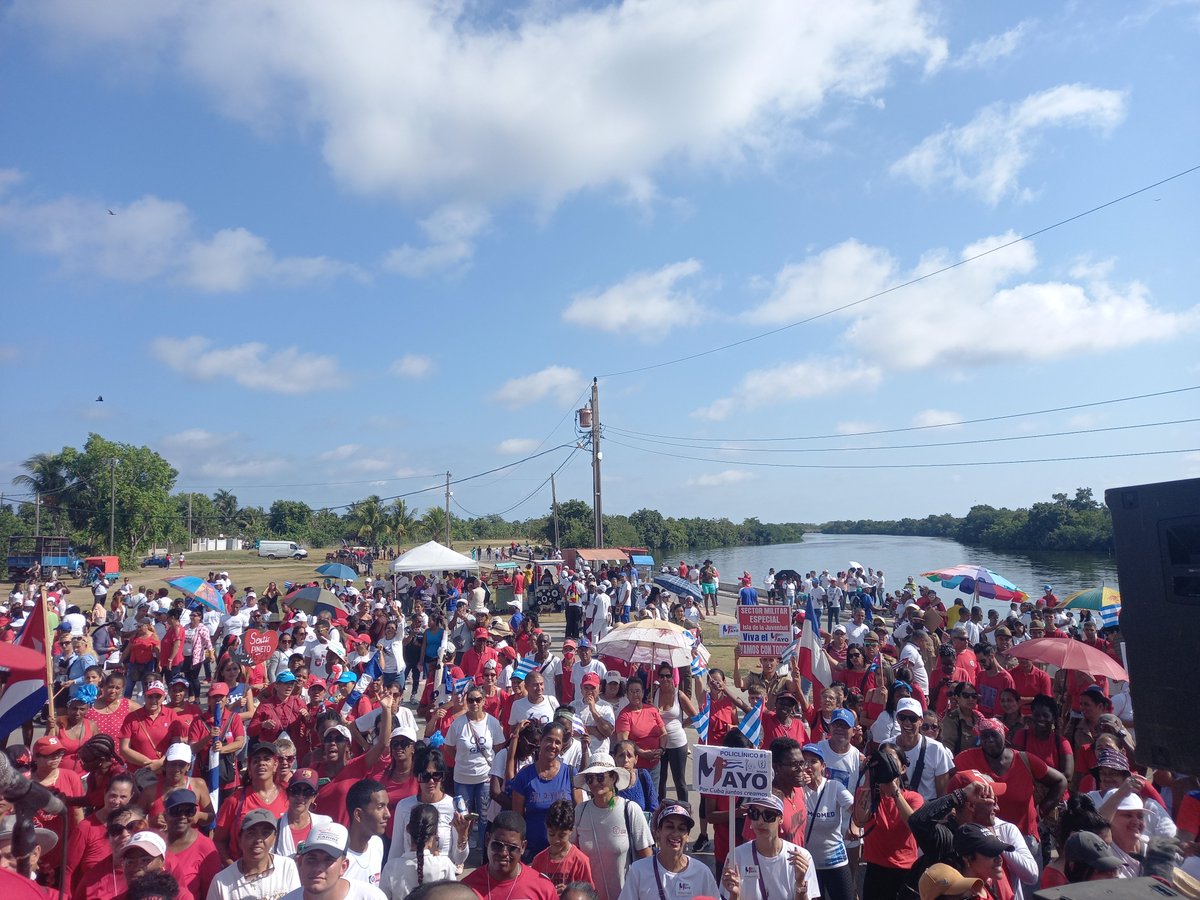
[1105,477,1200,775]
[1035,876,1186,898]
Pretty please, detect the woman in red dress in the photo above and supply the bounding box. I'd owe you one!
[56,691,100,772]
[87,672,140,742]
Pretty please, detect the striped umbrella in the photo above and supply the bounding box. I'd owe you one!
[1061,586,1121,611]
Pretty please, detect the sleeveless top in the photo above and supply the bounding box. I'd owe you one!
[87,698,132,741]
[659,692,688,749]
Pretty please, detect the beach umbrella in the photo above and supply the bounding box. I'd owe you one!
[283,585,348,615]
[166,576,223,611]
[315,563,358,581]
[595,620,694,667]
[1061,587,1121,611]
[652,574,703,601]
[1008,637,1128,681]
[923,564,1028,603]
[848,560,864,571]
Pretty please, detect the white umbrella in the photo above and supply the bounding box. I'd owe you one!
[848,560,864,571]
[595,620,694,667]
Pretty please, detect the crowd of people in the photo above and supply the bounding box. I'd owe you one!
[0,558,1196,900]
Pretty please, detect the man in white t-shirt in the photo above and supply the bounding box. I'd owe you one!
[209,808,302,899]
[507,671,559,727]
[727,793,820,900]
[893,697,953,800]
[344,781,389,887]
[569,640,607,699]
[584,591,610,643]
[570,673,615,754]
[530,632,561,702]
[845,607,870,647]
[283,821,387,900]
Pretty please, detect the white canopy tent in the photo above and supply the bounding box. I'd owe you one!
[390,540,479,573]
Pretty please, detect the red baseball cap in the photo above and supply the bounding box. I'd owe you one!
[474,627,490,640]
[581,673,601,688]
[33,736,64,757]
[948,768,1008,797]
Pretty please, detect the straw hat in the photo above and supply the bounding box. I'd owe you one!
[573,752,631,791]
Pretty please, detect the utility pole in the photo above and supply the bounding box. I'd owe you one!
[591,377,603,548]
[187,494,193,553]
[444,471,452,546]
[109,458,118,555]
[550,472,561,550]
[34,492,40,536]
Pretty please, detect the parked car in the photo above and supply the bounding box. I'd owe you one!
[140,555,171,568]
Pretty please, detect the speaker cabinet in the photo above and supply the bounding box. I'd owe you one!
[1105,477,1200,775]
[1035,876,1186,898]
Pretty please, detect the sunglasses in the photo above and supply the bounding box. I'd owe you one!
[583,773,610,784]
[921,723,941,732]
[466,696,484,704]
[747,808,780,822]
[391,739,415,750]
[897,714,921,724]
[959,692,979,700]
[418,771,445,782]
[108,819,148,837]
[167,805,198,817]
[489,840,522,857]
[288,787,317,798]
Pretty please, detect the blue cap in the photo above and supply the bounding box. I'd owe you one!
[275,671,296,684]
[830,708,857,728]
[164,788,198,809]
[578,638,592,649]
[337,671,357,684]
[893,680,913,693]
[57,622,72,631]
[800,743,826,763]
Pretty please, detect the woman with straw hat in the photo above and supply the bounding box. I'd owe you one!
[572,753,652,900]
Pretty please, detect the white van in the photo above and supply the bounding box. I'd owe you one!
[257,540,308,560]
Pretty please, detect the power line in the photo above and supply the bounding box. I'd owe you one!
[607,416,1200,454]
[604,435,1200,470]
[606,384,1200,443]
[597,163,1200,379]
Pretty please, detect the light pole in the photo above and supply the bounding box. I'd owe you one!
[108,458,118,555]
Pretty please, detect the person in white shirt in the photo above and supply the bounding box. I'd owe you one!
[344,780,389,886]
[571,673,616,754]
[584,591,611,643]
[721,792,819,900]
[507,671,560,728]
[845,607,870,647]
[569,641,608,699]
[209,807,302,899]
[283,821,388,900]
[378,803,457,898]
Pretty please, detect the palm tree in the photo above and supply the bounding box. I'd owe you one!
[213,490,240,534]
[12,452,74,507]
[386,499,417,547]
[347,495,386,544]
[237,506,267,543]
[420,506,448,543]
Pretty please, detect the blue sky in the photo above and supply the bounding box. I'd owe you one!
[2,1,1198,525]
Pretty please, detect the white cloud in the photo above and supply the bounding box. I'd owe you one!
[150,336,347,394]
[318,444,360,462]
[0,183,360,291]
[162,429,289,481]
[382,205,490,277]
[688,469,755,487]
[493,366,585,410]
[693,358,883,421]
[912,409,962,428]
[390,355,434,378]
[19,3,946,208]
[952,21,1031,69]
[497,438,539,455]
[563,260,705,338]
[717,233,1200,418]
[836,421,879,435]
[891,84,1128,203]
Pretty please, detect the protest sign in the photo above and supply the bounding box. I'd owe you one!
[694,745,773,799]
[736,606,792,658]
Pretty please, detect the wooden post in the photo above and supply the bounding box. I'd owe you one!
[42,585,58,732]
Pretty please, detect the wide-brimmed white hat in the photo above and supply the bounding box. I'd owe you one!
[573,752,631,791]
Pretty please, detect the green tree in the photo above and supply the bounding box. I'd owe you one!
[346,496,386,543]
[268,500,313,541]
[309,509,344,548]
[421,507,449,542]
[212,489,240,534]
[629,508,669,548]
[238,506,268,543]
[386,499,417,546]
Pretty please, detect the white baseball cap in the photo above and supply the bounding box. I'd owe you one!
[300,822,348,857]
[165,743,194,764]
[123,831,166,859]
[896,697,924,717]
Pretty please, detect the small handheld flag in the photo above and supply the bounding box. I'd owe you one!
[692,694,711,743]
[511,656,538,681]
[341,652,382,718]
[452,676,475,695]
[738,699,763,747]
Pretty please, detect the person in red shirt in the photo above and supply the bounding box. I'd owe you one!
[186,682,246,792]
[928,644,975,716]
[761,692,809,746]
[852,743,925,897]
[162,788,222,900]
[949,629,980,678]
[954,719,1067,836]
[31,734,85,889]
[136,743,215,831]
[76,803,144,900]
[973,644,1014,718]
[119,680,178,770]
[212,741,289,864]
[1011,695,1075,786]
[121,623,160,698]
[462,811,558,900]
[64,771,137,893]
[165,675,202,736]
[249,670,308,742]
[159,608,186,677]
[954,824,1017,900]
[461,627,499,678]
[1010,656,1053,718]
[530,800,593,891]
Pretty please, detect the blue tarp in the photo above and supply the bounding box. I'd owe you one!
[631,554,655,566]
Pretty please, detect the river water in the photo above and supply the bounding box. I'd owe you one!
[689,533,1118,613]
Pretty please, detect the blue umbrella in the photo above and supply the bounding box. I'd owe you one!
[166,576,223,611]
[316,563,358,581]
[653,573,704,601]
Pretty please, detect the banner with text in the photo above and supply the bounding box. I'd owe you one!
[694,746,774,799]
[736,606,792,658]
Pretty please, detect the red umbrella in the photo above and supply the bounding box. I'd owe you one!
[1008,637,1127,680]
[0,642,49,677]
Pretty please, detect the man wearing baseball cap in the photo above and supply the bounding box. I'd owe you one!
[286,822,388,899]
[208,808,301,899]
[953,824,1016,899]
[250,668,308,743]
[186,681,246,791]
[568,638,606,701]
[119,679,178,771]
[918,862,987,900]
[460,626,497,678]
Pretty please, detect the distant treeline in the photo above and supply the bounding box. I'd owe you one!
[819,488,1112,553]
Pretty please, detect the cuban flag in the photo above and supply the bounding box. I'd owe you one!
[207,702,222,827]
[0,599,50,738]
[779,638,801,667]
[692,694,711,743]
[452,676,475,695]
[511,656,538,682]
[797,595,832,691]
[738,699,763,747]
[341,652,382,718]
[690,656,708,678]
[1099,604,1121,629]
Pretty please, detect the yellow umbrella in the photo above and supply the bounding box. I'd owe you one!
[1061,586,1121,611]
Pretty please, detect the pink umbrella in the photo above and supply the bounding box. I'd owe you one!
[1008,637,1127,681]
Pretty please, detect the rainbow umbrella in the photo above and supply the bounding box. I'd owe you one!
[923,564,1028,603]
[1061,586,1121,611]
[166,575,222,610]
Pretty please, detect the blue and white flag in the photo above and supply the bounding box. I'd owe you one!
[691,656,708,678]
[739,699,763,747]
[207,701,222,831]
[1099,604,1121,629]
[692,694,711,743]
[341,652,382,718]
[452,675,475,695]
[511,656,538,681]
[779,638,801,667]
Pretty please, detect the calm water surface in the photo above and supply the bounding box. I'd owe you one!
[690,533,1118,613]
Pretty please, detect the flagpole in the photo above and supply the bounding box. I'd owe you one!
[42,587,57,733]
